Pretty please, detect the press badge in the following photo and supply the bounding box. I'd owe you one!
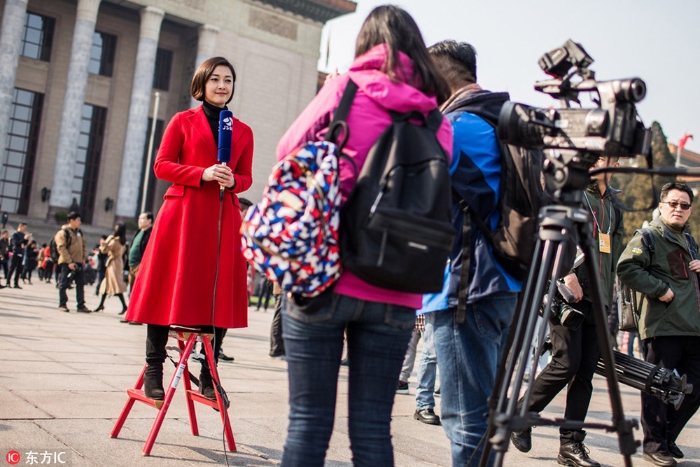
[599,233,611,253]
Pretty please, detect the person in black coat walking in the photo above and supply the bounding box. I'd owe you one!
[6,223,30,289]
[21,240,39,284]
[0,230,9,282]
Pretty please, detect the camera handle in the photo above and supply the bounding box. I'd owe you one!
[479,203,639,467]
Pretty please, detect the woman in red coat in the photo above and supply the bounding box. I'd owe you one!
[126,56,254,401]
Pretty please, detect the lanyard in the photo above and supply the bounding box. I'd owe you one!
[583,191,612,235]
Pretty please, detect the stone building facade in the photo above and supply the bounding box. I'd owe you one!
[0,0,354,226]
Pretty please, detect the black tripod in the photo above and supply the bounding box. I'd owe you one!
[479,152,639,467]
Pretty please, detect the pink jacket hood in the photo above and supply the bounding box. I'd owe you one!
[346,44,440,115]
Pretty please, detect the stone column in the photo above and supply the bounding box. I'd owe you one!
[0,0,29,183]
[48,0,101,219]
[190,24,220,108]
[114,6,164,220]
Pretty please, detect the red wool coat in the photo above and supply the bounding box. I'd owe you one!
[126,106,254,328]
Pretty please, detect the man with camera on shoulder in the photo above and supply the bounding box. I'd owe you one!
[56,211,91,313]
[617,182,700,467]
[511,156,623,467]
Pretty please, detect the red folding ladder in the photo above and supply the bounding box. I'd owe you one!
[110,327,236,456]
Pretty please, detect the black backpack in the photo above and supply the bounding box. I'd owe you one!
[453,110,548,281]
[49,229,70,263]
[340,108,455,293]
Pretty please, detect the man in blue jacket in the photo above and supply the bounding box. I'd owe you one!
[428,40,522,467]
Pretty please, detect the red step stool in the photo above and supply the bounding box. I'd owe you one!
[110,327,236,456]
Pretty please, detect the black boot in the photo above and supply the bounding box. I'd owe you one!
[144,325,169,400]
[199,361,230,409]
[558,431,600,467]
[117,293,127,314]
[94,294,106,312]
[199,363,216,400]
[511,427,532,453]
[143,363,164,400]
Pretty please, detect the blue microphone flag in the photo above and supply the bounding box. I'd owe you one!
[218,110,233,163]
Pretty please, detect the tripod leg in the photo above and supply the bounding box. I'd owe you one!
[578,226,638,466]
[484,212,578,467]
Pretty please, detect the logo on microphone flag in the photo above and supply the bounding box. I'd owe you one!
[222,116,233,132]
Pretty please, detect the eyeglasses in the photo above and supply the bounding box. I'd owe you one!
[661,201,692,211]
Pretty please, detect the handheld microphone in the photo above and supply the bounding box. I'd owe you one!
[217,110,233,191]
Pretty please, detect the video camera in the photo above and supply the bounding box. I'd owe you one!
[497,40,652,197]
[65,263,83,282]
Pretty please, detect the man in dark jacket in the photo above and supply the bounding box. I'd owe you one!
[510,156,623,467]
[127,211,153,289]
[427,40,522,467]
[0,230,9,283]
[617,182,700,467]
[6,222,30,289]
[119,212,153,324]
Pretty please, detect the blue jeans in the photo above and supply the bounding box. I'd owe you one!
[281,293,415,467]
[433,292,518,467]
[415,312,438,410]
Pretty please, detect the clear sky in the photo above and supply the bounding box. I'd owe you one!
[319,0,700,153]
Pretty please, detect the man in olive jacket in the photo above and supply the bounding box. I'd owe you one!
[56,211,91,313]
[617,182,700,467]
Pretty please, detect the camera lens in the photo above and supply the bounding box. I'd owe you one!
[628,79,646,102]
[616,78,646,103]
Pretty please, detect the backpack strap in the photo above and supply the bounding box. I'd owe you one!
[633,227,655,315]
[637,228,654,256]
[685,232,698,260]
[426,108,443,132]
[452,187,494,246]
[324,79,358,148]
[453,194,472,324]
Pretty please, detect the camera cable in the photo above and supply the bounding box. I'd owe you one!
[211,187,231,467]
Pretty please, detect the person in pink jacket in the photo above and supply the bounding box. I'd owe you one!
[275,6,453,466]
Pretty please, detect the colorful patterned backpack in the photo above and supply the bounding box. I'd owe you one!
[241,81,358,297]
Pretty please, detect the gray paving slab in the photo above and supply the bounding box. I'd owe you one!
[1,280,699,466]
[0,388,52,419]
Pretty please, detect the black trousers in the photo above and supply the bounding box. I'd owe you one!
[7,254,23,286]
[641,335,700,454]
[0,257,8,279]
[146,324,225,367]
[257,278,273,310]
[58,263,85,308]
[522,301,601,436]
[269,293,284,356]
[43,261,53,281]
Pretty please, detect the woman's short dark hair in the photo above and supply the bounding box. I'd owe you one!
[114,222,127,245]
[191,57,236,104]
[355,5,449,102]
[660,182,694,204]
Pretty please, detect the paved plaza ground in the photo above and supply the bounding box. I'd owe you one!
[0,280,698,466]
